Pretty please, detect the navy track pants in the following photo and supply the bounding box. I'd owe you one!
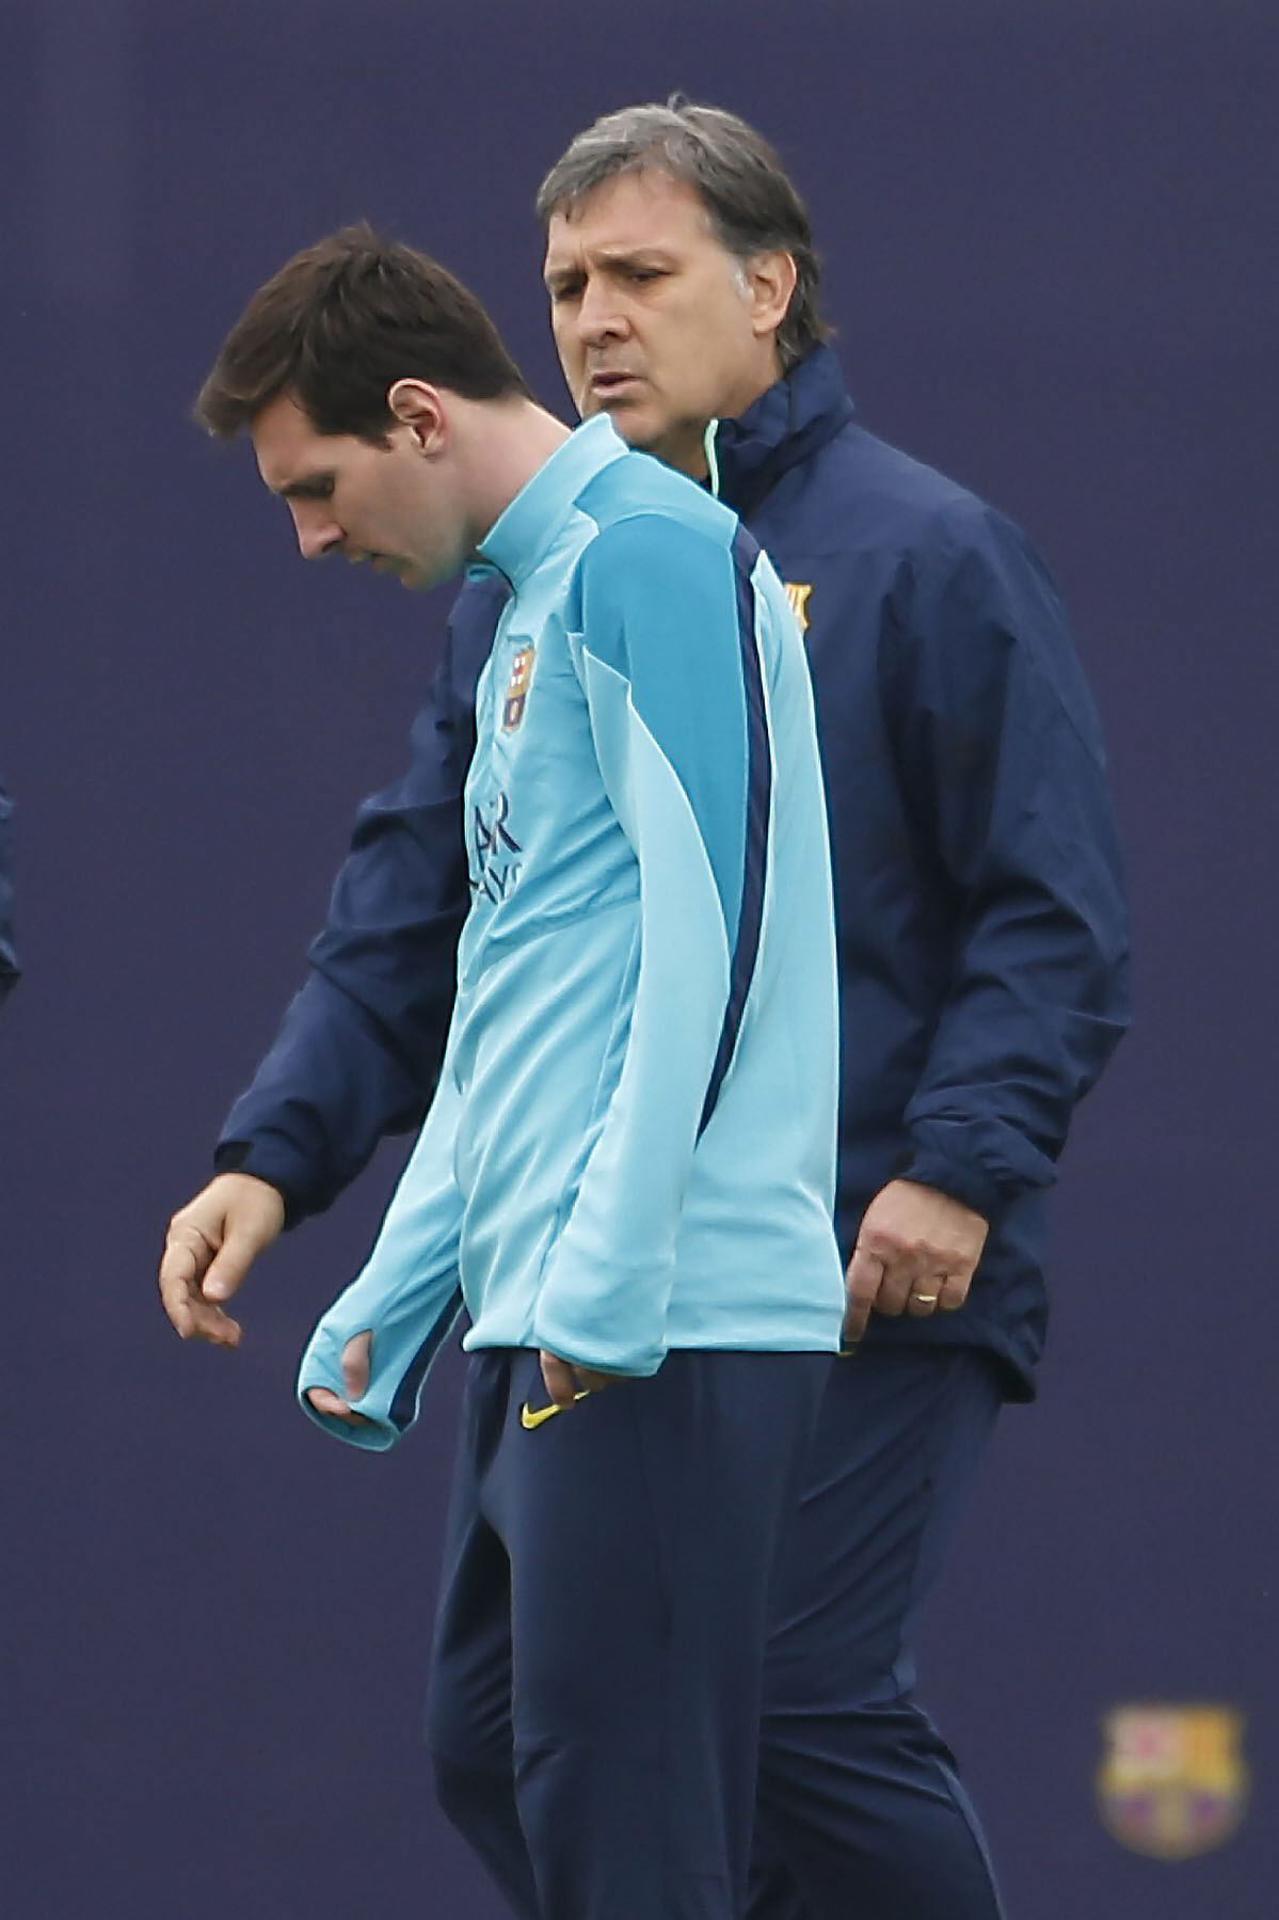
[426,1348,830,1920]
[746,1346,1006,1919]
[426,1346,1005,1919]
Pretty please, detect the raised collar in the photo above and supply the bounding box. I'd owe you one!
[477,412,629,590]
[712,344,857,518]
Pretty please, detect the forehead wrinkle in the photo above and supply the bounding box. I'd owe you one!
[543,237,689,287]
[545,216,722,293]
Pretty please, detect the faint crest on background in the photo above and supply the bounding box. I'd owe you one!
[1097,1704,1248,1860]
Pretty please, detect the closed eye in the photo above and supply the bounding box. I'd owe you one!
[278,473,336,502]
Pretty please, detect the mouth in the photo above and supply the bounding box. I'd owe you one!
[588,371,644,402]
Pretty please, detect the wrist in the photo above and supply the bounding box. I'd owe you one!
[213,1142,303,1228]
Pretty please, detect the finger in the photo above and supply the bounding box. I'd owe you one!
[157,1246,242,1345]
[905,1278,945,1318]
[185,1299,244,1346]
[843,1246,885,1346]
[341,1331,372,1402]
[158,1229,209,1299]
[574,1367,613,1394]
[159,1286,195,1339]
[306,1386,371,1426]
[540,1352,578,1408]
[157,1238,200,1334]
[871,1251,923,1317]
[937,1269,973,1313]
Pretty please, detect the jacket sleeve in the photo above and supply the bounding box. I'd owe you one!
[295,1050,466,1451]
[531,516,764,1377]
[0,775,18,1003]
[212,578,504,1223]
[884,503,1131,1219]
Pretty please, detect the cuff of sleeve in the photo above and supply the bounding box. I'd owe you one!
[295,1320,401,1451]
[532,1289,666,1380]
[897,1148,1002,1221]
[901,1115,1057,1221]
[296,1279,464,1453]
[293,1267,462,1443]
[297,1322,401,1452]
[214,1139,317,1230]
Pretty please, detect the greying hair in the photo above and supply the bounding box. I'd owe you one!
[535,99,829,371]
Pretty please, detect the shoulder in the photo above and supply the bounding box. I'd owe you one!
[569,488,755,686]
[574,466,741,620]
[798,420,1047,581]
[578,449,733,552]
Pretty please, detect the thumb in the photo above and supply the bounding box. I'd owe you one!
[341,1330,373,1403]
[202,1232,261,1303]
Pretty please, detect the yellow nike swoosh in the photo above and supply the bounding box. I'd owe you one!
[520,1389,592,1430]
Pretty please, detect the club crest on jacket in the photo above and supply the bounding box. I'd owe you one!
[503,643,536,731]
[784,583,813,632]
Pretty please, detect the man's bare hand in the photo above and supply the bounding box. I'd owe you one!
[158,1172,286,1345]
[843,1178,989,1348]
[306,1330,374,1427]
[539,1351,616,1409]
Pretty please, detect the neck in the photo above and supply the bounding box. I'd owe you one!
[653,351,787,481]
[459,399,571,543]
[657,420,714,481]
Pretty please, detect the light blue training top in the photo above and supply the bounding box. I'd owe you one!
[298,413,844,1448]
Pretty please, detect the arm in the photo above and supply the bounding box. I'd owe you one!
[213,577,506,1222]
[157,576,504,1345]
[847,506,1129,1337]
[294,1056,466,1451]
[532,516,766,1378]
[0,774,18,1004]
[893,505,1130,1209]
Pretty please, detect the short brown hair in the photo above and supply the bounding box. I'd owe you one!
[195,222,531,441]
[536,100,829,371]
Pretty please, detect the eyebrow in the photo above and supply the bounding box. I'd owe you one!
[273,473,335,501]
[543,246,678,288]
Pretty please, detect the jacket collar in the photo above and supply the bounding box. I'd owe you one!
[477,413,628,590]
[712,344,856,519]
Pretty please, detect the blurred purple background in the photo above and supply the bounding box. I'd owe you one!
[2,2,1275,1913]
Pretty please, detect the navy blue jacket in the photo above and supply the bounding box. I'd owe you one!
[0,774,17,1003]
[216,347,1130,1395]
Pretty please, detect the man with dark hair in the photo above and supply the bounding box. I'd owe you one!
[0,771,17,1005]
[160,104,1130,1920]
[193,220,533,441]
[165,222,847,1920]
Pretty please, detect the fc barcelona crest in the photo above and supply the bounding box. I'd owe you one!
[784,582,813,632]
[1097,1704,1248,1860]
[502,643,536,732]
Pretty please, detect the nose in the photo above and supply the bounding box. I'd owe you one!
[290,505,343,562]
[575,276,629,348]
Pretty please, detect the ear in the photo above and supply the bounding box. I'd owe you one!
[746,250,799,342]
[387,379,447,454]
